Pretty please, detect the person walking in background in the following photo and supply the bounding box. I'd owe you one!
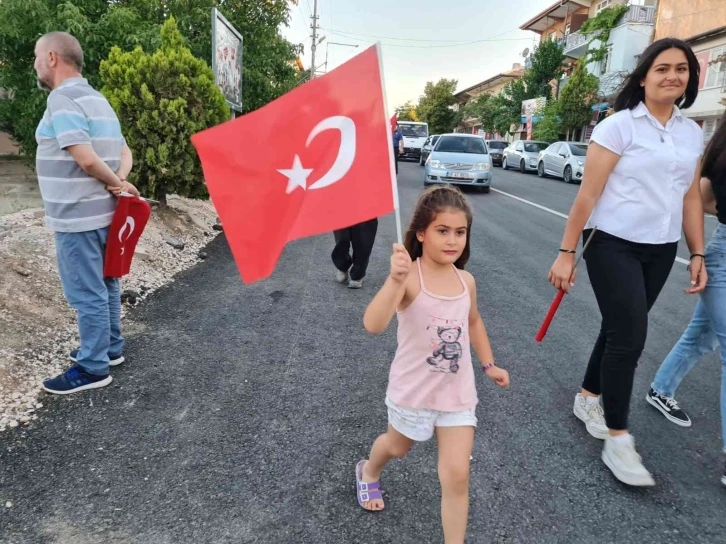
[331,217,379,289]
[548,38,707,486]
[646,113,726,487]
[392,123,403,174]
[33,32,139,395]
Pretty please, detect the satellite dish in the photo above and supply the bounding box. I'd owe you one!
[522,48,530,58]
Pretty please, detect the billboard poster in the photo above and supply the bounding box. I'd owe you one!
[212,8,243,112]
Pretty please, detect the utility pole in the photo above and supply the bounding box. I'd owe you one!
[310,0,320,79]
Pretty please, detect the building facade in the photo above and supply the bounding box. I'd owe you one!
[453,65,525,140]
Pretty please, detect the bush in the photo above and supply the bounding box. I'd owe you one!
[99,18,229,204]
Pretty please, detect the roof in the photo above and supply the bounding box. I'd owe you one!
[455,68,525,101]
[686,25,726,45]
[519,0,592,34]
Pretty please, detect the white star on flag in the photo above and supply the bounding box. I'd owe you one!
[278,155,313,194]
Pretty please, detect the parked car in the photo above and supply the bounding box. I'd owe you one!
[537,141,588,183]
[424,133,492,193]
[502,140,550,173]
[419,134,440,165]
[485,140,508,166]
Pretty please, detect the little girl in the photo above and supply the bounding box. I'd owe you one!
[356,185,509,543]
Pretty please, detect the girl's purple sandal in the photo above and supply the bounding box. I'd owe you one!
[356,460,384,511]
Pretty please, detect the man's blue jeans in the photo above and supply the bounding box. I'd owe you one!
[651,223,726,452]
[55,226,124,376]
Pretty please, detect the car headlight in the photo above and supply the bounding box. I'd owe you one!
[428,159,442,168]
[577,160,584,166]
[473,162,491,171]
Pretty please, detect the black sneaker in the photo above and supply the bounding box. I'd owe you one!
[646,388,692,427]
[70,349,124,367]
[42,365,112,395]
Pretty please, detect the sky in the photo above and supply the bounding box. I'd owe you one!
[282,0,555,113]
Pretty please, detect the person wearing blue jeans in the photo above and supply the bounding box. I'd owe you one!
[647,112,726,487]
[34,32,139,394]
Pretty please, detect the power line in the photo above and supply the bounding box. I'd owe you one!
[318,26,522,43]
[323,29,531,49]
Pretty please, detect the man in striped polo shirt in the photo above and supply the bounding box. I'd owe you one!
[34,32,140,394]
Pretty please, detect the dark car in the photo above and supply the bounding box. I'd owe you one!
[485,140,508,166]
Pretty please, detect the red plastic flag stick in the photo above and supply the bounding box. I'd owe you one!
[535,227,598,342]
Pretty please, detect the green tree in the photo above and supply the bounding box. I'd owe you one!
[580,4,629,64]
[395,101,418,121]
[463,94,497,134]
[0,0,300,157]
[490,79,528,136]
[100,18,229,205]
[531,100,561,143]
[558,64,599,139]
[416,79,460,134]
[524,39,565,100]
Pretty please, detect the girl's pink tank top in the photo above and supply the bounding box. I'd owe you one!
[386,259,478,412]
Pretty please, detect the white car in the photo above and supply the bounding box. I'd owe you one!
[397,121,429,161]
[537,141,588,183]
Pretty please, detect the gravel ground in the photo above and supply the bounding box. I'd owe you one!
[0,195,220,432]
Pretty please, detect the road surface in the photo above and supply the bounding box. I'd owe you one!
[1,161,724,543]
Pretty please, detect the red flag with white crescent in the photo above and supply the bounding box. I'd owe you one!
[191,44,396,284]
[104,195,152,278]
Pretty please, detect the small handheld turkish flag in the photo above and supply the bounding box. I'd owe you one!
[390,113,397,133]
[191,44,397,284]
[104,195,152,278]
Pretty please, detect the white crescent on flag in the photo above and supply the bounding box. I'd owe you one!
[118,216,135,255]
[278,116,357,194]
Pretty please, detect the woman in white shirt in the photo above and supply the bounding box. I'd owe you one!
[549,38,707,487]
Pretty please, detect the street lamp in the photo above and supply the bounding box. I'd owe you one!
[324,42,359,75]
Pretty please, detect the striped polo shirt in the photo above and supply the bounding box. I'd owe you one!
[35,77,125,233]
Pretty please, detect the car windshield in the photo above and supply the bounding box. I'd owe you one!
[569,144,588,156]
[436,136,487,154]
[487,141,507,150]
[524,142,549,153]
[399,124,428,137]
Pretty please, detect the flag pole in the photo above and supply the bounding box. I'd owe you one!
[374,41,403,245]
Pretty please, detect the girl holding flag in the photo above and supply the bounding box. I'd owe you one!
[355,186,509,543]
[548,38,707,487]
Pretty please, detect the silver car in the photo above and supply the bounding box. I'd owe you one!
[424,134,492,193]
[419,134,440,165]
[537,141,588,184]
[502,140,550,173]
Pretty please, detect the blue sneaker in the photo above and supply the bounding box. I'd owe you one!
[42,365,112,395]
[69,349,125,367]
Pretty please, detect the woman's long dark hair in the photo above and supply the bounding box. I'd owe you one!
[702,113,726,185]
[614,38,700,112]
[404,185,473,269]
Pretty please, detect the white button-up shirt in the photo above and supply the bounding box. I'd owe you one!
[585,101,703,244]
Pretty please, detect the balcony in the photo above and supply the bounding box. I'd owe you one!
[564,31,592,59]
[624,5,655,25]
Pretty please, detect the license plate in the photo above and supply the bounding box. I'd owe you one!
[448,172,473,179]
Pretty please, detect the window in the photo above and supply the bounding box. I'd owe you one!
[570,144,588,156]
[524,142,549,153]
[549,143,561,154]
[596,0,612,14]
[705,46,726,89]
[435,136,486,154]
[629,0,656,5]
[565,23,571,35]
[600,45,612,75]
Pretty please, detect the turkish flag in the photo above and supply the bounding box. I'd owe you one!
[104,195,152,278]
[191,44,396,284]
[390,113,397,132]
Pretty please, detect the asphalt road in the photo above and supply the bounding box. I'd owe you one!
[1,161,725,544]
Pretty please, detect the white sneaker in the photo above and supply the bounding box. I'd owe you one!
[573,393,609,440]
[335,268,348,283]
[602,434,655,487]
[348,279,363,289]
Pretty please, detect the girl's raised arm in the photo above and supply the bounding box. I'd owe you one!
[363,244,411,335]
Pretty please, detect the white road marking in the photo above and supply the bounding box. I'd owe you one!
[491,188,691,266]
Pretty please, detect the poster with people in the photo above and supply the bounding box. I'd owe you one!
[211,8,243,112]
